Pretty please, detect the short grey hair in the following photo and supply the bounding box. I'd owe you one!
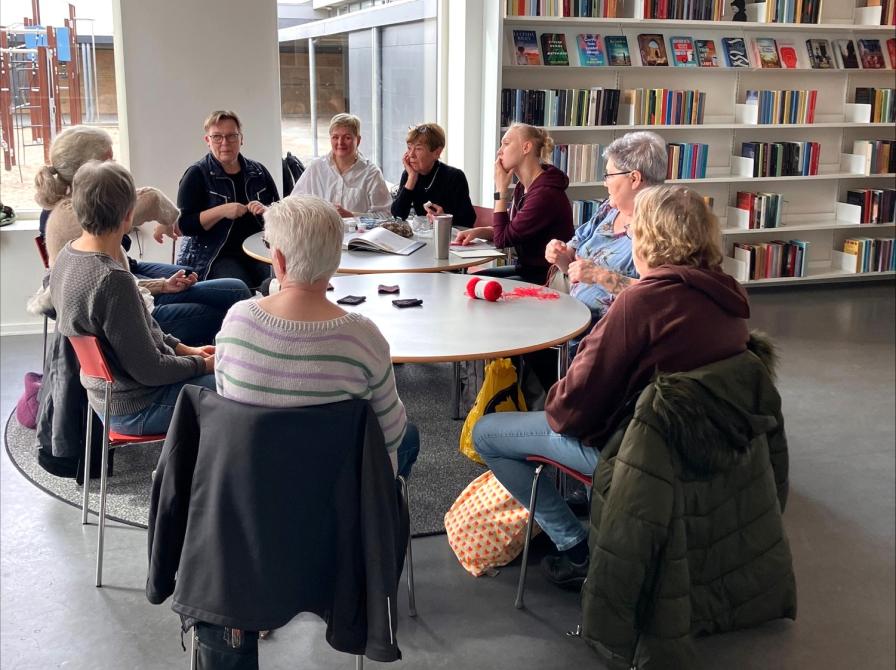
[603,131,668,186]
[263,195,343,284]
[34,125,113,208]
[71,160,137,236]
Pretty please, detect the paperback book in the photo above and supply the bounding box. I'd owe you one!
[343,227,424,255]
[753,37,782,68]
[888,39,896,67]
[638,34,669,66]
[512,30,541,65]
[695,39,719,66]
[833,39,860,69]
[540,33,570,66]
[604,36,632,65]
[576,34,606,66]
[857,39,886,69]
[806,39,835,69]
[722,37,751,68]
[777,40,799,68]
[669,36,697,66]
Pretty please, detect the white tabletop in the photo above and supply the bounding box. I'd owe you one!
[326,273,592,362]
[243,231,500,275]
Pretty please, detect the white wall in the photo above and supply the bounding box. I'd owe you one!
[112,0,283,202]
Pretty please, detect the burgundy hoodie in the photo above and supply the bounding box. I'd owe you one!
[546,265,751,447]
[492,165,573,283]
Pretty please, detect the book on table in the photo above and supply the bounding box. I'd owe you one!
[343,227,425,255]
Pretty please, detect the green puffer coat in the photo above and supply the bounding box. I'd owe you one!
[581,333,796,669]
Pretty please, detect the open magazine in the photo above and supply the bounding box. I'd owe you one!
[343,227,425,255]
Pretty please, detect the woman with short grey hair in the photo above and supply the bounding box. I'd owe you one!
[533,131,667,388]
[215,195,420,479]
[50,160,216,436]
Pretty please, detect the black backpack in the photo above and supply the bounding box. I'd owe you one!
[281,152,305,194]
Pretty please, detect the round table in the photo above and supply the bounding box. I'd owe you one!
[326,273,592,363]
[242,231,501,274]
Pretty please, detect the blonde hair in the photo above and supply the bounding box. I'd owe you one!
[204,110,242,132]
[630,185,722,269]
[34,125,112,209]
[329,113,361,137]
[263,195,343,284]
[509,123,555,163]
[405,123,446,152]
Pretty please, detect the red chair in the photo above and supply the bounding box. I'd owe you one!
[34,235,51,366]
[473,205,494,227]
[68,335,166,587]
[514,456,593,609]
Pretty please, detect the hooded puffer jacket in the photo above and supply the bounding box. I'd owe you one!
[581,332,796,669]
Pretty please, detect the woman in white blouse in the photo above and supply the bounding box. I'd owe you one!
[290,113,392,216]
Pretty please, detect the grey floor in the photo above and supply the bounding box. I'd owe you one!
[1,282,894,670]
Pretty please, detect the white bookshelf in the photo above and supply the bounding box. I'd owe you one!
[489,0,896,286]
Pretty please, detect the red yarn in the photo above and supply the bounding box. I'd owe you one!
[502,286,560,301]
[466,277,503,301]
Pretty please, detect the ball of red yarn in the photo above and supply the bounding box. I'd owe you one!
[466,276,503,301]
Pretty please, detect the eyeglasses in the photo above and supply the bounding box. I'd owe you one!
[208,132,242,144]
[262,237,270,249]
[410,125,431,134]
[602,170,633,181]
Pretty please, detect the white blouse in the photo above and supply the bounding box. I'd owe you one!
[290,153,392,214]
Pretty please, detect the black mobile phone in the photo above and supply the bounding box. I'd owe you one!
[337,295,366,305]
[392,298,423,308]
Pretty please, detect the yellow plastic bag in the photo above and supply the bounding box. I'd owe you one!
[459,358,527,465]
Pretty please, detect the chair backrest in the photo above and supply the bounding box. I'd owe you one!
[34,235,50,269]
[473,205,494,227]
[68,335,114,383]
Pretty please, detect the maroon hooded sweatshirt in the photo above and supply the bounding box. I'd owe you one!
[546,265,751,447]
[492,165,574,284]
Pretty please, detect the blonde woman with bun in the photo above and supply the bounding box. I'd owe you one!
[454,122,573,284]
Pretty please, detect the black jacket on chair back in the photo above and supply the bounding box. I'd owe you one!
[146,386,402,662]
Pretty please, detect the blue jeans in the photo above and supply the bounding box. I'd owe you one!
[397,423,420,480]
[151,279,251,346]
[473,411,599,551]
[132,259,190,279]
[110,375,216,435]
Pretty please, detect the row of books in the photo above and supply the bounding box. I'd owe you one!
[571,199,606,227]
[744,89,818,125]
[740,141,820,177]
[845,188,896,224]
[550,144,608,183]
[733,240,809,279]
[865,0,896,25]
[853,140,896,175]
[855,87,896,123]
[735,191,784,229]
[501,88,622,127]
[842,237,896,272]
[636,0,725,20]
[667,143,709,179]
[627,89,706,125]
[505,0,618,17]
[760,0,822,24]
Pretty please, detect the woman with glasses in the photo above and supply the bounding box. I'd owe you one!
[454,123,574,284]
[390,122,476,227]
[291,113,391,216]
[176,110,279,289]
[545,131,667,325]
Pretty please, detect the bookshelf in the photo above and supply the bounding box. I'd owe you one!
[487,0,896,286]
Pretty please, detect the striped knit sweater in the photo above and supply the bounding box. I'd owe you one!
[215,300,407,457]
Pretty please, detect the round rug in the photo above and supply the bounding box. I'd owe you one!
[4,411,159,528]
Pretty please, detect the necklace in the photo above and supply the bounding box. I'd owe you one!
[422,164,441,191]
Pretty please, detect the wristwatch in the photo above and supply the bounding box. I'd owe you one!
[493,191,502,202]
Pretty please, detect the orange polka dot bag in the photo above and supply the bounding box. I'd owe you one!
[444,470,541,577]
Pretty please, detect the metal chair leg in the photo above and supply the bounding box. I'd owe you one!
[398,475,416,617]
[515,464,544,609]
[355,655,363,669]
[189,627,198,670]
[42,316,48,368]
[81,407,94,525]
[451,361,462,420]
[96,383,112,587]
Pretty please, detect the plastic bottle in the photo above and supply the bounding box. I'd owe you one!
[407,206,417,231]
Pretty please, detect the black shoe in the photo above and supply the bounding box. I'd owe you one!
[540,553,588,590]
[565,488,590,518]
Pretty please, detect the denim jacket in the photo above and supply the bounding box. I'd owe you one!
[176,153,279,279]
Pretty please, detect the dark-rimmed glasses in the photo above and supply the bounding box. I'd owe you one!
[602,170,633,180]
[208,132,242,144]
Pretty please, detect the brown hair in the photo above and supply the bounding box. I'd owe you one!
[630,185,723,269]
[509,123,555,163]
[34,125,112,209]
[203,110,242,132]
[405,123,446,152]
